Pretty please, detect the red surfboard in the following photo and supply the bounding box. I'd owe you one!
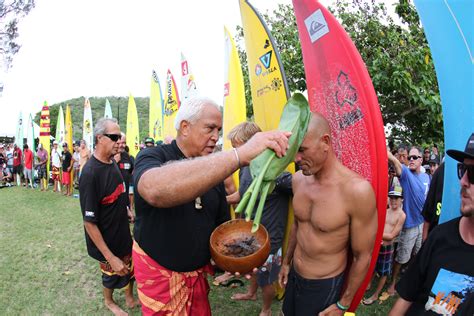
[293,0,387,312]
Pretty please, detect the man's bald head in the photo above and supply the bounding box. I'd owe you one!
[307,112,331,139]
[296,112,333,176]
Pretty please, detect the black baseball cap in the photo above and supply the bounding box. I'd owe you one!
[447,133,474,162]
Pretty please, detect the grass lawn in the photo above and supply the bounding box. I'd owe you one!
[0,186,397,315]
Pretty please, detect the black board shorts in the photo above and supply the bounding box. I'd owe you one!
[282,266,344,316]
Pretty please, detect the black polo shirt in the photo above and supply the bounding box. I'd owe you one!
[133,141,230,272]
[79,156,132,262]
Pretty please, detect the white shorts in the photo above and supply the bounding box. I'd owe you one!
[24,168,33,180]
[395,223,423,264]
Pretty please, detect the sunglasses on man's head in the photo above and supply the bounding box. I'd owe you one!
[457,163,474,184]
[408,155,421,161]
[103,134,121,142]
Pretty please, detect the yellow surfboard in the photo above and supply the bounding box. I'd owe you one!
[223,26,248,219]
[65,104,74,183]
[126,94,140,158]
[39,101,51,188]
[149,70,164,142]
[163,70,180,140]
[239,0,292,299]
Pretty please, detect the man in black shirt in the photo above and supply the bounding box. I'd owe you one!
[61,143,73,196]
[132,96,291,315]
[390,133,474,315]
[79,118,138,315]
[422,162,445,241]
[114,132,134,216]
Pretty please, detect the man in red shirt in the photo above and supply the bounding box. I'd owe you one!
[12,144,23,186]
[23,144,34,188]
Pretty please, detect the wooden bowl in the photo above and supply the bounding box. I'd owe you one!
[210,219,270,274]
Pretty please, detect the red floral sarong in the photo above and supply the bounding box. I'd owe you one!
[132,241,213,316]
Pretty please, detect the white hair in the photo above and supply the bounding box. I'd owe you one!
[174,96,220,131]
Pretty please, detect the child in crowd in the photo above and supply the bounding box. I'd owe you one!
[363,186,406,305]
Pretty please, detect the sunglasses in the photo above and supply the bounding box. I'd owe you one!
[103,134,121,142]
[408,155,421,161]
[457,163,474,184]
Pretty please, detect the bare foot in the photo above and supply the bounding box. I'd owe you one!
[259,309,272,316]
[362,296,378,305]
[105,300,128,316]
[213,272,232,286]
[387,285,396,296]
[125,296,140,309]
[231,292,257,301]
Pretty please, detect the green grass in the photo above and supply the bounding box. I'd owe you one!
[0,187,396,315]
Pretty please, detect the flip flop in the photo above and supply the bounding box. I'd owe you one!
[220,279,244,288]
[362,297,377,305]
[379,291,394,301]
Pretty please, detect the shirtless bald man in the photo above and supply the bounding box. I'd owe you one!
[278,113,378,315]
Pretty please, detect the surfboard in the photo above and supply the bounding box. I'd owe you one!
[26,114,35,153]
[39,101,51,182]
[55,105,65,154]
[126,94,140,158]
[180,53,199,100]
[104,99,113,119]
[82,98,94,153]
[223,26,248,219]
[293,1,388,311]
[65,105,73,150]
[149,70,164,142]
[239,0,294,299]
[414,0,473,224]
[65,104,74,184]
[15,111,24,147]
[163,70,180,140]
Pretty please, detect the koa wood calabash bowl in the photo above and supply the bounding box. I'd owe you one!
[210,219,270,274]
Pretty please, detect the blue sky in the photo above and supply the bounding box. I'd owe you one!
[431,268,474,299]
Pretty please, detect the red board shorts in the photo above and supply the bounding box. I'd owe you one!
[62,171,70,185]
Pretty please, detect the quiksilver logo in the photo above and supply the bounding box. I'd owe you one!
[304,9,329,43]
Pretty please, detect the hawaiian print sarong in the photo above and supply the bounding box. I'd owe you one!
[132,241,212,316]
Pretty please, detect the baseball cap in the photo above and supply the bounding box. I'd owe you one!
[388,185,403,198]
[53,140,58,145]
[428,154,440,165]
[144,137,154,144]
[446,133,474,162]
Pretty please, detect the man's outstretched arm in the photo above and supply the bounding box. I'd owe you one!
[138,131,291,208]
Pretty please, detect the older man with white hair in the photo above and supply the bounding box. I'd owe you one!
[132,96,291,315]
[79,118,138,316]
